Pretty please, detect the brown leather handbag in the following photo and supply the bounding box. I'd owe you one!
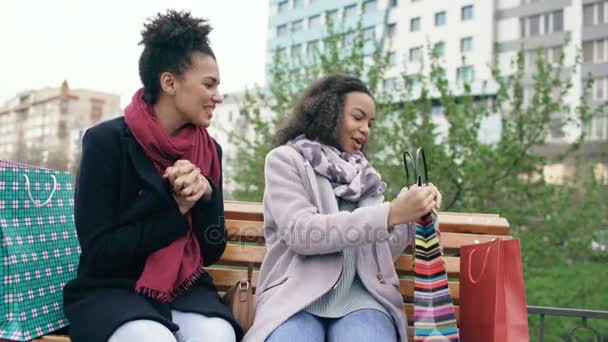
[222,268,254,333]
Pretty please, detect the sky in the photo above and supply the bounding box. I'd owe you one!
[0,0,269,108]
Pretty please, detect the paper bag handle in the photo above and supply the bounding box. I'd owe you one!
[467,244,494,284]
[23,174,57,208]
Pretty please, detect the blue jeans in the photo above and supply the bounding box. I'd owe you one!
[265,309,397,342]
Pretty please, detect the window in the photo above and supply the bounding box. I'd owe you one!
[433,41,445,57]
[410,17,421,32]
[409,46,422,62]
[308,15,321,29]
[293,0,304,8]
[363,26,375,40]
[363,0,377,13]
[583,2,608,27]
[278,0,289,13]
[291,44,302,58]
[596,39,607,62]
[388,51,397,66]
[549,46,563,64]
[327,9,339,23]
[522,10,564,37]
[457,66,474,83]
[276,47,287,59]
[584,4,595,26]
[525,50,539,70]
[542,12,550,34]
[553,10,563,32]
[595,77,606,100]
[584,41,595,63]
[291,19,303,32]
[549,116,565,139]
[435,11,446,26]
[461,37,473,53]
[585,114,608,141]
[386,23,396,38]
[344,4,357,19]
[383,78,397,91]
[306,40,320,58]
[90,99,103,122]
[595,115,607,140]
[529,15,540,36]
[345,31,356,44]
[461,5,473,21]
[59,99,68,114]
[405,74,422,88]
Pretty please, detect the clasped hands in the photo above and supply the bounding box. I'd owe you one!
[163,160,213,215]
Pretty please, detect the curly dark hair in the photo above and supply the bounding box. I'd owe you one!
[273,74,373,148]
[138,10,215,104]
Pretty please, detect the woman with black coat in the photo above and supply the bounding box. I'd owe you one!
[62,10,241,342]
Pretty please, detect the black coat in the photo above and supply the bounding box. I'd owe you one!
[62,117,242,342]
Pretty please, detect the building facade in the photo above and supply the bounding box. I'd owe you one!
[262,0,608,182]
[0,81,121,172]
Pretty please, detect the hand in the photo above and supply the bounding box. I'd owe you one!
[427,183,442,210]
[387,184,438,226]
[163,160,196,192]
[163,160,213,214]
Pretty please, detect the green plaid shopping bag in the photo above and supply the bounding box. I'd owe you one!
[0,160,80,341]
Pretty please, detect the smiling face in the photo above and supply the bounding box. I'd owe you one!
[337,91,376,153]
[172,52,223,128]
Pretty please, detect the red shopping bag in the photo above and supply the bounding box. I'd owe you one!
[459,239,529,342]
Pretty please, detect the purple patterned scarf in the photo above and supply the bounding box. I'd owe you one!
[289,135,386,201]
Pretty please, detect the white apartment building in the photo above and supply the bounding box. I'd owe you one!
[0,81,121,171]
[215,0,608,184]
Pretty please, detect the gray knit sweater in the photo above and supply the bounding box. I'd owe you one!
[303,198,390,318]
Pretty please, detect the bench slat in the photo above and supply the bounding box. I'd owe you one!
[225,224,509,254]
[226,218,509,244]
[218,244,266,267]
[225,201,509,235]
[33,337,71,342]
[218,244,462,277]
[225,200,264,221]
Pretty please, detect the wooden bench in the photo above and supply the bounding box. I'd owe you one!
[34,200,511,342]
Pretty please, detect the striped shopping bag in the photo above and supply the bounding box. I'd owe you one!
[413,212,459,341]
[402,148,460,341]
[0,160,80,341]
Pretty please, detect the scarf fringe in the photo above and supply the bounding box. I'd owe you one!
[136,263,205,303]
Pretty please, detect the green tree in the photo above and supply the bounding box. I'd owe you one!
[227,18,608,266]
[227,14,389,201]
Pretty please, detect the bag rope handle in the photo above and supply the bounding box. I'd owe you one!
[23,174,57,208]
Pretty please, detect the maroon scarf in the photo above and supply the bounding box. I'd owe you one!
[124,88,220,302]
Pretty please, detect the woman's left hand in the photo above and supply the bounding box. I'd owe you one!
[164,160,213,200]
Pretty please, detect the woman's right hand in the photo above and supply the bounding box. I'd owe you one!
[387,185,437,226]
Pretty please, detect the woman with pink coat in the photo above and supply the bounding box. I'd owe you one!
[243,75,442,342]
